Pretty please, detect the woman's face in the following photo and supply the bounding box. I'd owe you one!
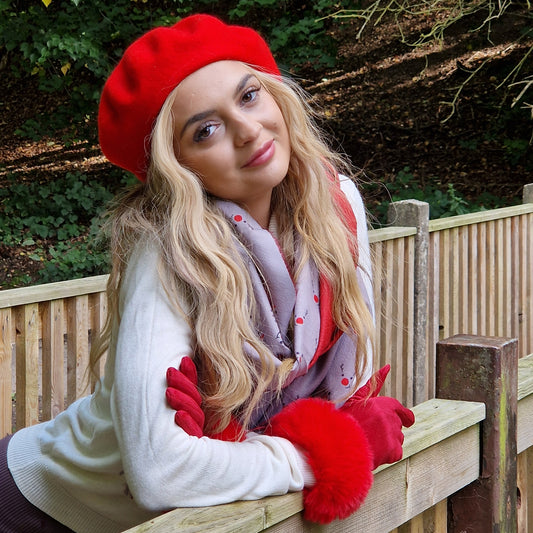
[171,61,291,227]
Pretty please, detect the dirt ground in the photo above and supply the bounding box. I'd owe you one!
[306,10,532,204]
[1,9,532,286]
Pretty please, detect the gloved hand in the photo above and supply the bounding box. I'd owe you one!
[341,365,415,470]
[264,397,373,524]
[166,357,244,441]
[166,357,204,438]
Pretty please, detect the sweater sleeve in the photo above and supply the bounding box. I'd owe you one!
[110,243,309,512]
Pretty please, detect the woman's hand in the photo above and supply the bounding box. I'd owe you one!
[341,365,415,469]
[166,357,244,441]
[166,357,205,438]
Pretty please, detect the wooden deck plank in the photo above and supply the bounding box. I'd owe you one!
[14,304,40,429]
[518,353,533,401]
[0,309,12,436]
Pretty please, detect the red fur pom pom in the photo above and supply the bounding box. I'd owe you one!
[265,398,373,524]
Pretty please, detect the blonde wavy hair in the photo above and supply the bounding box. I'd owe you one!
[90,65,375,433]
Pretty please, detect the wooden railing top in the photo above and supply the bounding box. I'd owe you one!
[519,353,533,401]
[428,202,533,232]
[0,274,108,309]
[368,225,416,243]
[124,352,533,533]
[518,353,533,455]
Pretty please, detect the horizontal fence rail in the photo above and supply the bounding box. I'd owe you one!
[124,397,487,533]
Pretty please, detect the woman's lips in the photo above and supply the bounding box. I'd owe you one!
[243,139,275,168]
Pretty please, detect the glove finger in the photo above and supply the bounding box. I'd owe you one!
[397,405,415,427]
[179,356,198,384]
[174,410,203,438]
[166,388,205,427]
[375,396,414,427]
[353,379,371,400]
[166,367,203,405]
[353,364,391,399]
[166,387,204,420]
[370,364,391,397]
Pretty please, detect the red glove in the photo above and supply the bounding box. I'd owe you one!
[166,357,205,438]
[264,397,373,524]
[341,365,415,470]
[166,357,244,441]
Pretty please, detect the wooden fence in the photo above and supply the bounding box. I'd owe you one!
[381,184,533,405]
[1,183,532,531]
[0,276,108,432]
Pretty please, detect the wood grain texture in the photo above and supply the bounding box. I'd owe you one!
[0,274,108,309]
[428,203,533,232]
[41,299,65,421]
[518,354,533,454]
[0,308,12,436]
[14,304,40,429]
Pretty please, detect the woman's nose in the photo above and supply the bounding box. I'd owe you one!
[233,113,262,146]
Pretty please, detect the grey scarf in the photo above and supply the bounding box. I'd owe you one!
[216,200,362,428]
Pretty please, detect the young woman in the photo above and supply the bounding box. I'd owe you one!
[2,14,414,532]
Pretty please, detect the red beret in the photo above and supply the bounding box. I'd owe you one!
[98,14,280,181]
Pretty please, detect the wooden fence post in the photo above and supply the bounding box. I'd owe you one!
[388,199,430,404]
[523,183,533,204]
[436,334,518,533]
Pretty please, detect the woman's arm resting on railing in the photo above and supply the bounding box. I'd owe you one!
[110,245,312,512]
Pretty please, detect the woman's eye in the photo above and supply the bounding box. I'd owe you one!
[194,123,216,142]
[242,86,260,104]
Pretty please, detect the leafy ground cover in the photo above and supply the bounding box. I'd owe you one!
[0,6,531,289]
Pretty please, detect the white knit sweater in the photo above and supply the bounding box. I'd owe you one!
[7,177,373,532]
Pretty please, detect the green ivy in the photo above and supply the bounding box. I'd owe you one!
[0,171,113,245]
[34,220,110,284]
[0,1,204,142]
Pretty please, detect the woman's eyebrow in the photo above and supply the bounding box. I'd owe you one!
[180,109,215,138]
[234,73,254,98]
[179,74,256,139]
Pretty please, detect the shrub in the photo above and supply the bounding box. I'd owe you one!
[0,170,118,285]
[364,166,515,226]
[0,171,113,244]
[0,0,199,142]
